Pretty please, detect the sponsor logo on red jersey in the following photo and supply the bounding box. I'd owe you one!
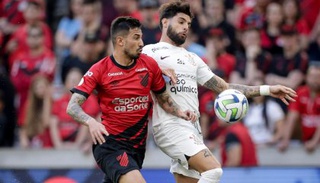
[112,96,149,112]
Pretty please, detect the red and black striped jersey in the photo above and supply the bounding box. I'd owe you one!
[72,54,166,149]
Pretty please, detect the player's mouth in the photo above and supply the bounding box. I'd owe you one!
[180,33,187,38]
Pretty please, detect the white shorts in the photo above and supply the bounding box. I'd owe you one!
[153,119,207,179]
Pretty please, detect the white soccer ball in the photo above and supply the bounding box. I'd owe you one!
[214,89,249,123]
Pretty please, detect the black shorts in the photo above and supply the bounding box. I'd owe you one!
[92,135,145,183]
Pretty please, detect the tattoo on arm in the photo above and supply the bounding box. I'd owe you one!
[228,84,260,97]
[203,76,260,98]
[203,76,228,93]
[67,93,92,126]
[204,149,212,158]
[154,91,181,117]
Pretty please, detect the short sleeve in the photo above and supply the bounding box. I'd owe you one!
[71,62,101,98]
[147,56,166,94]
[194,53,215,85]
[82,95,101,117]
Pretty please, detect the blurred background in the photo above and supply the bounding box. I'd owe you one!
[0,0,320,182]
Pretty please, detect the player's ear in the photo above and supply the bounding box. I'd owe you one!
[162,18,168,29]
[116,36,124,47]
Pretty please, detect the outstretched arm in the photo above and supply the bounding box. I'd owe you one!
[203,75,297,105]
[67,93,108,145]
[154,91,197,122]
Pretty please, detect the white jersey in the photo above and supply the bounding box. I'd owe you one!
[142,42,214,126]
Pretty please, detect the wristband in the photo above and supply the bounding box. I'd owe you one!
[260,85,270,96]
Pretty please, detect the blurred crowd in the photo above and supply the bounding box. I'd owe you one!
[0,0,320,167]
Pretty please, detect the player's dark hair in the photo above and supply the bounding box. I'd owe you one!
[159,1,193,30]
[110,16,141,45]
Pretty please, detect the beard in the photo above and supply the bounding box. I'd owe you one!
[167,25,186,46]
[124,48,140,60]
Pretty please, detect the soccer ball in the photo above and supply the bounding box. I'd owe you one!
[214,89,249,123]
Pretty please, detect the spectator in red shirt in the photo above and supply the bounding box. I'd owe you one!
[50,68,100,151]
[282,0,310,50]
[19,74,53,148]
[204,28,236,81]
[0,0,26,34]
[6,0,52,61]
[260,2,284,55]
[300,0,320,31]
[279,62,320,152]
[10,25,56,126]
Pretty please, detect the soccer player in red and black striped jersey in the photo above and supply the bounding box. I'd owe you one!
[66,16,197,183]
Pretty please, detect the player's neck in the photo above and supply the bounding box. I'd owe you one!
[113,50,135,66]
[160,35,180,47]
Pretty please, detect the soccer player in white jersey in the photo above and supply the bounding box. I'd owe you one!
[142,1,297,183]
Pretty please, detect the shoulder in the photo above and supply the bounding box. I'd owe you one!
[143,43,171,55]
[142,44,156,55]
[138,54,159,68]
[89,56,110,73]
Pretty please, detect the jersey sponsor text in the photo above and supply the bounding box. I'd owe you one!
[112,96,149,112]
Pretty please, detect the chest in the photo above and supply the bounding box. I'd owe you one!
[99,67,153,98]
[156,50,198,75]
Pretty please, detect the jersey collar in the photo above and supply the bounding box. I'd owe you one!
[110,55,137,70]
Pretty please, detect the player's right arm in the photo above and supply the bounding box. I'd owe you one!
[203,75,297,105]
[67,93,108,145]
[66,62,108,145]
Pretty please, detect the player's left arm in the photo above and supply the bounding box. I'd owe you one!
[203,75,297,105]
[154,91,197,122]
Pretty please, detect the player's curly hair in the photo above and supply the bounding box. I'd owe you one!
[159,0,193,30]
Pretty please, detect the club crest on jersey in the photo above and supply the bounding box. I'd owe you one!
[140,73,149,87]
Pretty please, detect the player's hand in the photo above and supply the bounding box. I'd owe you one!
[161,68,177,85]
[86,118,109,145]
[269,85,297,105]
[178,110,198,122]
